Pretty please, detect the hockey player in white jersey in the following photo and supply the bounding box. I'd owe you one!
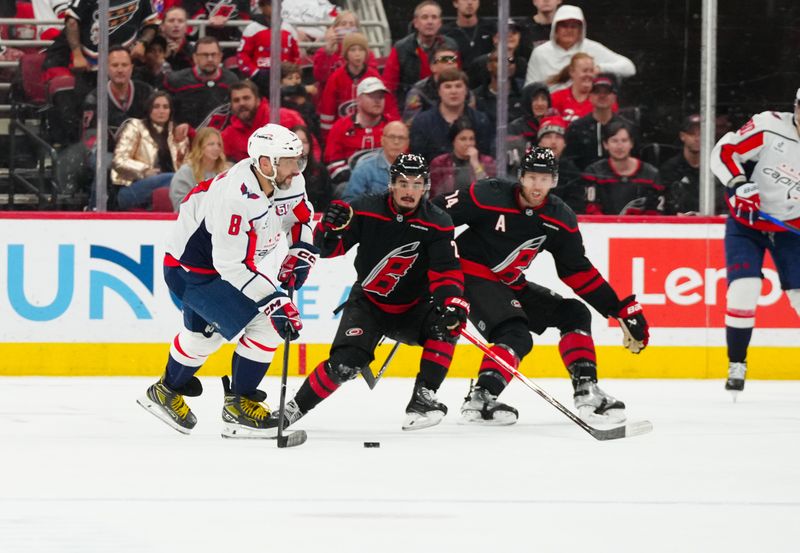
[710,90,800,396]
[138,124,320,437]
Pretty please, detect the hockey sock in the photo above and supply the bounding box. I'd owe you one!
[476,344,518,396]
[231,352,269,396]
[418,339,454,390]
[726,327,752,364]
[164,356,200,391]
[294,361,340,413]
[558,331,598,388]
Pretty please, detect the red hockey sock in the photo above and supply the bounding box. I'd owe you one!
[295,360,340,412]
[419,339,455,389]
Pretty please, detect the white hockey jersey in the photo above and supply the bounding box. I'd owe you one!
[166,159,314,303]
[711,110,800,231]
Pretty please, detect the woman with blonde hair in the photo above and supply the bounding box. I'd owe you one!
[312,10,377,90]
[169,127,230,211]
[549,52,618,122]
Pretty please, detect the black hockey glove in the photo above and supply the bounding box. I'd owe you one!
[278,241,320,290]
[430,297,470,342]
[259,291,303,341]
[321,200,353,233]
[614,295,649,354]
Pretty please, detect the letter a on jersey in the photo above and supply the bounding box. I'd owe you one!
[495,215,506,232]
[362,242,421,297]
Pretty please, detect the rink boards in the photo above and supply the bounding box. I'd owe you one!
[1,213,797,378]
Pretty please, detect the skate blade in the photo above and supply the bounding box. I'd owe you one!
[578,406,627,425]
[137,396,193,435]
[402,410,445,431]
[458,410,518,426]
[221,422,279,439]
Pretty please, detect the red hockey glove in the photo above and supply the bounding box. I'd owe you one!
[278,241,320,290]
[615,295,649,354]
[260,292,302,341]
[430,296,470,342]
[321,200,353,233]
[727,177,761,225]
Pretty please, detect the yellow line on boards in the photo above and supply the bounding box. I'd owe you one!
[0,343,798,379]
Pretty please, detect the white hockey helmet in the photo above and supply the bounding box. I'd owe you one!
[247,124,307,175]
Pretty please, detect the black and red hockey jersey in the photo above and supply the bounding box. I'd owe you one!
[65,0,159,62]
[580,158,664,215]
[435,179,620,317]
[313,193,464,313]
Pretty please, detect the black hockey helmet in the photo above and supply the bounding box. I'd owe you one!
[521,146,558,177]
[390,153,430,187]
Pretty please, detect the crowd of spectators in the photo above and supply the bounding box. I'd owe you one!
[7,0,721,215]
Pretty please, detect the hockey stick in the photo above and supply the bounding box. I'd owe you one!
[362,340,401,390]
[758,210,800,237]
[276,284,307,448]
[460,328,653,441]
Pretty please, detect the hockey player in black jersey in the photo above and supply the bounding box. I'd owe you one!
[434,147,650,425]
[278,154,470,430]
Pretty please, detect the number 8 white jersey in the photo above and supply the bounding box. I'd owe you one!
[166,158,315,303]
[711,110,800,230]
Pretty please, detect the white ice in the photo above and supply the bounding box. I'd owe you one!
[1,376,798,553]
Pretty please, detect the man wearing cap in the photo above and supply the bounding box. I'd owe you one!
[660,114,718,215]
[564,73,636,170]
[319,33,400,137]
[441,0,495,69]
[466,19,527,88]
[472,49,524,128]
[410,68,493,162]
[524,5,635,86]
[382,1,458,104]
[537,115,582,210]
[324,77,398,184]
[403,45,464,125]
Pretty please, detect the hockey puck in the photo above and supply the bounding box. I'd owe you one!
[363,442,380,448]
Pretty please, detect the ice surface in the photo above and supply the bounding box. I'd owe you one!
[1,376,798,552]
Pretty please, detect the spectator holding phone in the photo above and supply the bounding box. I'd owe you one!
[312,10,377,91]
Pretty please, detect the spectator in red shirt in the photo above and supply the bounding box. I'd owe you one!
[220,80,308,162]
[318,32,399,137]
[382,0,458,104]
[324,77,397,183]
[237,0,300,96]
[312,10,377,92]
[429,116,496,197]
[549,52,619,123]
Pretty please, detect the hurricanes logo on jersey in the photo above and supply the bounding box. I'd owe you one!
[362,242,420,297]
[89,0,140,46]
[491,236,547,285]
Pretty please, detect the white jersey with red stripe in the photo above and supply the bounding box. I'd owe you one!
[711,110,800,230]
[166,158,314,303]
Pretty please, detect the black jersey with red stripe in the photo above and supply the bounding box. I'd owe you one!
[313,193,464,312]
[434,178,620,317]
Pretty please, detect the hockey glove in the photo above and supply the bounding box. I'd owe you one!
[321,200,353,233]
[278,241,320,290]
[727,176,761,225]
[260,292,302,341]
[430,297,470,342]
[615,295,649,354]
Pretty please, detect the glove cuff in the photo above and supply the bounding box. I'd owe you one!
[726,175,747,189]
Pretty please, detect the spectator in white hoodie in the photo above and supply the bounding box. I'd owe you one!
[524,5,635,87]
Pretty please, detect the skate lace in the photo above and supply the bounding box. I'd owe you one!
[170,395,190,420]
[240,397,269,420]
[729,363,746,379]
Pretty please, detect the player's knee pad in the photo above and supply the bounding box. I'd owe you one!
[726,277,761,328]
[551,299,592,334]
[235,314,282,363]
[327,347,371,384]
[489,319,532,359]
[171,330,226,367]
[786,289,800,318]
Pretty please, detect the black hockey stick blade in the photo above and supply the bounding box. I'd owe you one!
[277,429,308,448]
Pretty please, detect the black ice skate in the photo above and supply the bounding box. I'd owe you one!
[265,399,306,431]
[459,381,518,425]
[573,379,626,424]
[725,362,746,401]
[403,380,447,431]
[137,378,198,434]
